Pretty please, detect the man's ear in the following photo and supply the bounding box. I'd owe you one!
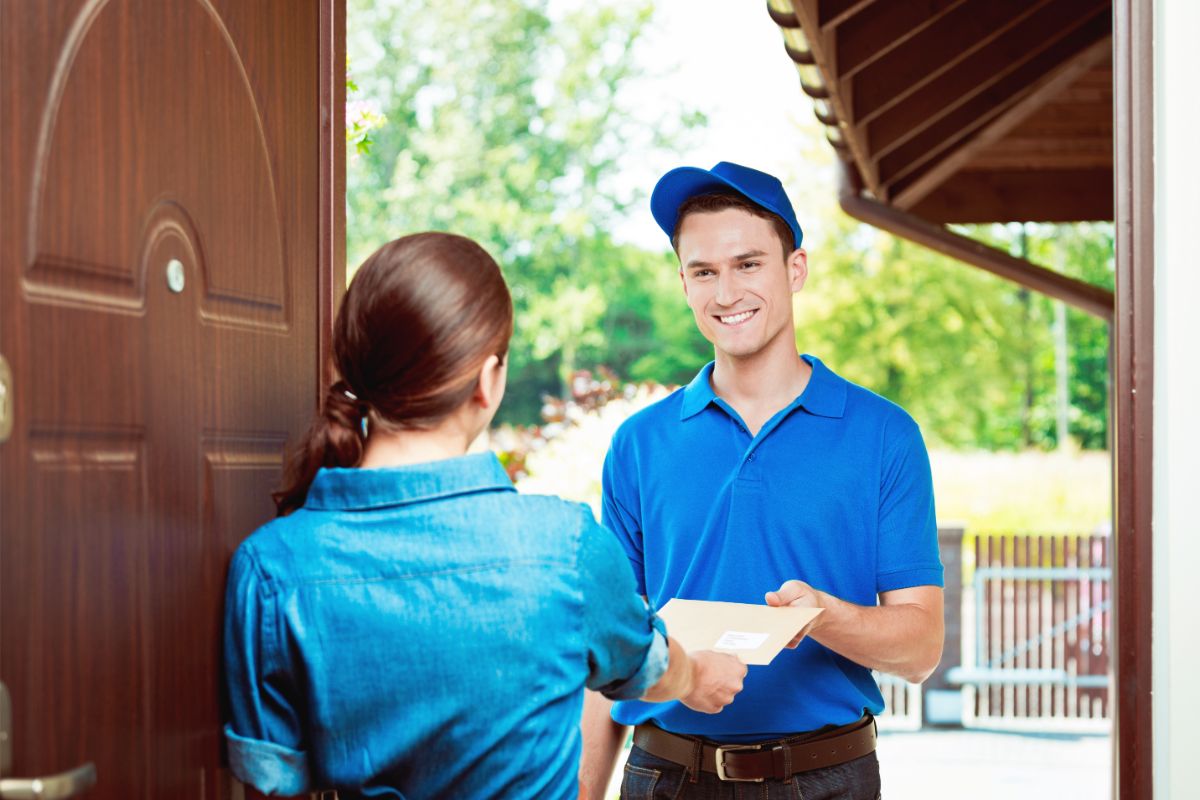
[788,248,808,293]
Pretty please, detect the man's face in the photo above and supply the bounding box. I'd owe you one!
[677,208,807,361]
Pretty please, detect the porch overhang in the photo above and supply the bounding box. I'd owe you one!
[764,0,1115,321]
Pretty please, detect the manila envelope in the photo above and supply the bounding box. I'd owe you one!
[656,598,822,666]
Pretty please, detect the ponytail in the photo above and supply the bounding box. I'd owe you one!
[272,232,513,517]
[272,379,368,516]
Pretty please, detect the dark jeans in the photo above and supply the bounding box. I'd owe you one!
[620,743,881,800]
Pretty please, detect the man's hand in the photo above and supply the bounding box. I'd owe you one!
[766,579,824,648]
[679,650,747,713]
[764,581,944,683]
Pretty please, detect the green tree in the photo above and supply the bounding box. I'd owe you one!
[1024,222,1114,449]
[793,214,1112,451]
[347,0,703,421]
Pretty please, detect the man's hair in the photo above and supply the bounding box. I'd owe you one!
[670,190,795,259]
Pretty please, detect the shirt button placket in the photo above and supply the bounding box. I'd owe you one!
[741,444,763,481]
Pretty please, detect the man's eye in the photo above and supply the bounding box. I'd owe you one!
[740,262,760,269]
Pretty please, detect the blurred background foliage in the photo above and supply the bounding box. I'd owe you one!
[347,0,709,422]
[346,0,1113,454]
[795,218,1113,450]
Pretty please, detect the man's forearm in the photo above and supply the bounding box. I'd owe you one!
[808,590,943,683]
[769,582,944,683]
[580,692,625,800]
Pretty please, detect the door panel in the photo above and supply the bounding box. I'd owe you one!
[22,428,152,794]
[0,1,342,797]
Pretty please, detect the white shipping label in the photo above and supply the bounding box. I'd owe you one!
[713,630,771,651]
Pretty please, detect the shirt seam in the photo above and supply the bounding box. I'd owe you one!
[306,483,516,512]
[877,563,942,576]
[605,490,643,549]
[262,557,573,593]
[573,509,592,692]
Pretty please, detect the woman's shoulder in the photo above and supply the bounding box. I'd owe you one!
[479,492,603,562]
[228,511,323,585]
[504,491,595,526]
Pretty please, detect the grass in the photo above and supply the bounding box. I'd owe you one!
[930,449,1111,534]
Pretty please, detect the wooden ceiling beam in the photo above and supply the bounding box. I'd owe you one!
[836,0,968,80]
[817,0,879,30]
[850,0,1055,125]
[1000,100,1113,144]
[968,136,1111,171]
[907,168,1114,223]
[885,32,1111,208]
[787,0,882,193]
[878,21,1109,197]
[838,163,1114,320]
[864,0,1109,159]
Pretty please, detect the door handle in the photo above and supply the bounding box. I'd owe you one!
[0,684,96,798]
[0,354,12,443]
[0,763,96,799]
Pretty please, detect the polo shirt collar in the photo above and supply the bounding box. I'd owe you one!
[679,354,847,421]
[798,355,847,418]
[304,452,514,511]
[679,362,718,420]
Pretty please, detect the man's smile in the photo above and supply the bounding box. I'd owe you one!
[716,309,759,326]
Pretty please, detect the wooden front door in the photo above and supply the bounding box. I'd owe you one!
[0,1,342,797]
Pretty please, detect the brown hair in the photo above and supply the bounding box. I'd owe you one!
[670,190,795,259]
[273,232,513,515]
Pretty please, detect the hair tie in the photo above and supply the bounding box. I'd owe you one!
[337,385,369,437]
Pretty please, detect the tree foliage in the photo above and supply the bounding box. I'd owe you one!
[347,0,1113,449]
[347,0,704,420]
[796,217,1113,450]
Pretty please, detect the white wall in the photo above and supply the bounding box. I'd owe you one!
[1153,1,1200,797]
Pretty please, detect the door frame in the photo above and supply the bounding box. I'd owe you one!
[1112,0,1154,797]
[319,0,347,397]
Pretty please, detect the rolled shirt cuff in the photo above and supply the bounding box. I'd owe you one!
[599,627,670,701]
[225,724,311,796]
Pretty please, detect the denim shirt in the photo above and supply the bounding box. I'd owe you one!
[224,453,668,799]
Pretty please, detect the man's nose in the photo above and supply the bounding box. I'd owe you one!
[714,270,742,306]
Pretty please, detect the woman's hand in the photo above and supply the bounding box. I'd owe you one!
[678,650,747,714]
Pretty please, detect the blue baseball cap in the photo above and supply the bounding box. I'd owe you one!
[650,161,803,250]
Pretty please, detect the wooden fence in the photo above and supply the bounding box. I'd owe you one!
[950,530,1112,731]
[875,672,922,730]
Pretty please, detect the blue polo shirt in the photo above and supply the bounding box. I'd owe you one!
[602,354,942,740]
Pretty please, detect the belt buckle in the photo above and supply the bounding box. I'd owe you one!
[714,743,764,782]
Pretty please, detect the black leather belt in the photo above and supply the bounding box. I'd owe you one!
[633,714,877,783]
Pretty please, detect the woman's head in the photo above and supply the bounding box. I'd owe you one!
[274,232,513,515]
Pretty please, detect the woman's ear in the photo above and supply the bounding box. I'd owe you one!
[473,354,508,411]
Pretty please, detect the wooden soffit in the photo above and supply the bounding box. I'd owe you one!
[767,0,1114,224]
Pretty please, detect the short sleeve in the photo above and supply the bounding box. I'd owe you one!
[577,509,668,700]
[876,416,944,593]
[223,545,312,796]
[601,434,646,595]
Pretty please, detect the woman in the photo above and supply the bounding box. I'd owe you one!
[223,232,745,799]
